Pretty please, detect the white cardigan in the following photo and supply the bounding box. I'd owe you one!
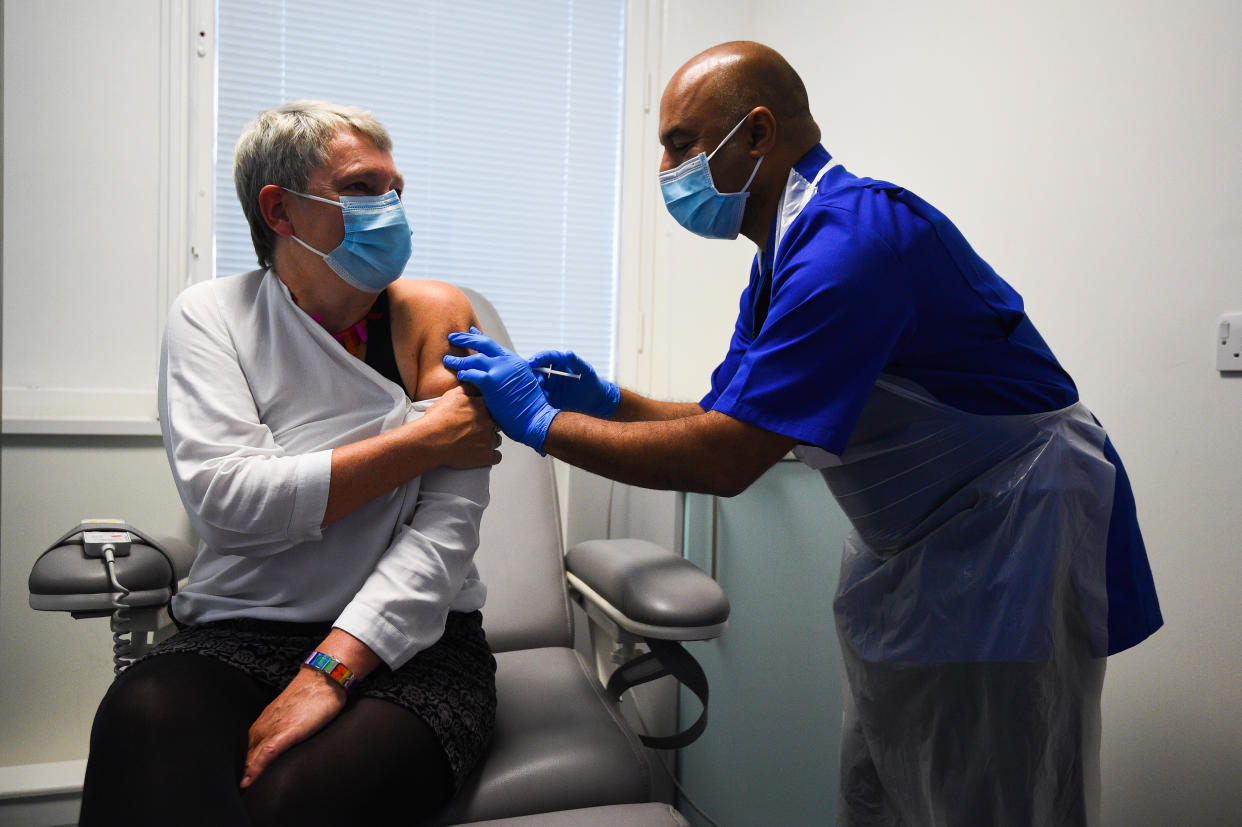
[159,268,488,669]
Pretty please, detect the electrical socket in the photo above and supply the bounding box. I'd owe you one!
[1217,313,1242,373]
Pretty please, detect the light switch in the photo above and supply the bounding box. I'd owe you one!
[1218,312,1242,372]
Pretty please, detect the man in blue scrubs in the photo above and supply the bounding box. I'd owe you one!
[446,41,1162,825]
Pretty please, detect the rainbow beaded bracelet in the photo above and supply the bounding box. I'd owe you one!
[303,651,357,692]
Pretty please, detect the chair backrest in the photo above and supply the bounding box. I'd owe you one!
[458,287,573,653]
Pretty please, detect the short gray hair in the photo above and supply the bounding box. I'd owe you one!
[233,101,393,268]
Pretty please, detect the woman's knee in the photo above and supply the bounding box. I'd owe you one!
[91,654,263,749]
[91,661,183,742]
[82,655,267,825]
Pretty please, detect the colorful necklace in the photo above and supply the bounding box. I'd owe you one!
[290,290,382,358]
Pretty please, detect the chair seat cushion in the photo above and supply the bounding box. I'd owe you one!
[430,646,655,824]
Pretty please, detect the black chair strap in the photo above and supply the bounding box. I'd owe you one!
[605,637,709,750]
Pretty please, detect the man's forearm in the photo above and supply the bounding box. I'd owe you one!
[541,409,794,497]
[612,388,705,422]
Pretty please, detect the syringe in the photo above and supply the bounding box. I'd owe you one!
[534,366,582,380]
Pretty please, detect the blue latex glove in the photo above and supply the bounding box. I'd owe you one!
[528,350,620,419]
[445,327,559,454]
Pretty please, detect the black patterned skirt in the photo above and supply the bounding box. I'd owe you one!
[137,611,496,787]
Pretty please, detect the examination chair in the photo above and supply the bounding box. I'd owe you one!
[29,288,730,826]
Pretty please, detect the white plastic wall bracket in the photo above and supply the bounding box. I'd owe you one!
[1217,312,1242,373]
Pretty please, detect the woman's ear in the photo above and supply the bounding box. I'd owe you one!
[258,185,295,236]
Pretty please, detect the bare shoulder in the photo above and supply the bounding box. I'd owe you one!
[388,279,476,332]
[387,279,478,399]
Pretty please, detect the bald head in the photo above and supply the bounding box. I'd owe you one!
[658,42,822,245]
[664,41,817,144]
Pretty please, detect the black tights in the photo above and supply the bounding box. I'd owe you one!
[79,653,454,827]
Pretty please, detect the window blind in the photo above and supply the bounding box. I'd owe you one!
[215,0,625,375]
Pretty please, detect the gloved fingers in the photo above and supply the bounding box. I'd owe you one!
[452,368,496,390]
[443,352,499,373]
[528,349,569,370]
[557,351,604,382]
[528,349,596,375]
[561,351,596,375]
[448,328,507,357]
[526,352,561,393]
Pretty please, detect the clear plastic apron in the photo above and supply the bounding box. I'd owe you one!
[795,376,1111,826]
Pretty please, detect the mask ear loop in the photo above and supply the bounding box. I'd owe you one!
[289,233,330,258]
[284,188,344,258]
[707,112,753,161]
[739,155,764,194]
[707,113,765,194]
[286,189,344,207]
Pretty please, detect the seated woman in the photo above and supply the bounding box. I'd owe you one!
[80,101,501,826]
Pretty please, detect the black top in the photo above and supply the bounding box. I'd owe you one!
[362,290,406,393]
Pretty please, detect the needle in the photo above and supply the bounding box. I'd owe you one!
[534,366,582,380]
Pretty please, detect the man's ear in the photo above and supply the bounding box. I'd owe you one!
[257,184,295,237]
[746,106,778,157]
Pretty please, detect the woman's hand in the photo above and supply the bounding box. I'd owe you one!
[322,386,498,527]
[241,629,381,789]
[241,667,346,789]
[423,385,503,469]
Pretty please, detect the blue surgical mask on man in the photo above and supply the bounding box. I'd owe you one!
[286,189,412,292]
[659,113,764,240]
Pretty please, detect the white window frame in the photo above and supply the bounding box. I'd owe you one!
[1,1,215,435]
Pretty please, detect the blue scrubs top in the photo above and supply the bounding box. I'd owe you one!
[702,145,1162,655]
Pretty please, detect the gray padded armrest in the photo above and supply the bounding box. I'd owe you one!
[565,539,728,641]
[28,530,195,614]
[152,533,196,581]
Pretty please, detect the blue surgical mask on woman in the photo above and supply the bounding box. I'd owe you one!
[287,189,412,292]
[659,113,764,240]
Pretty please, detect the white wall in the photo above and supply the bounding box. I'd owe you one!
[1,436,193,766]
[1,0,210,430]
[1,0,202,770]
[615,1,764,401]
[633,1,1242,824]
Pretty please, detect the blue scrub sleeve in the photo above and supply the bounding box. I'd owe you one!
[1100,435,1164,653]
[701,258,762,412]
[706,208,916,454]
